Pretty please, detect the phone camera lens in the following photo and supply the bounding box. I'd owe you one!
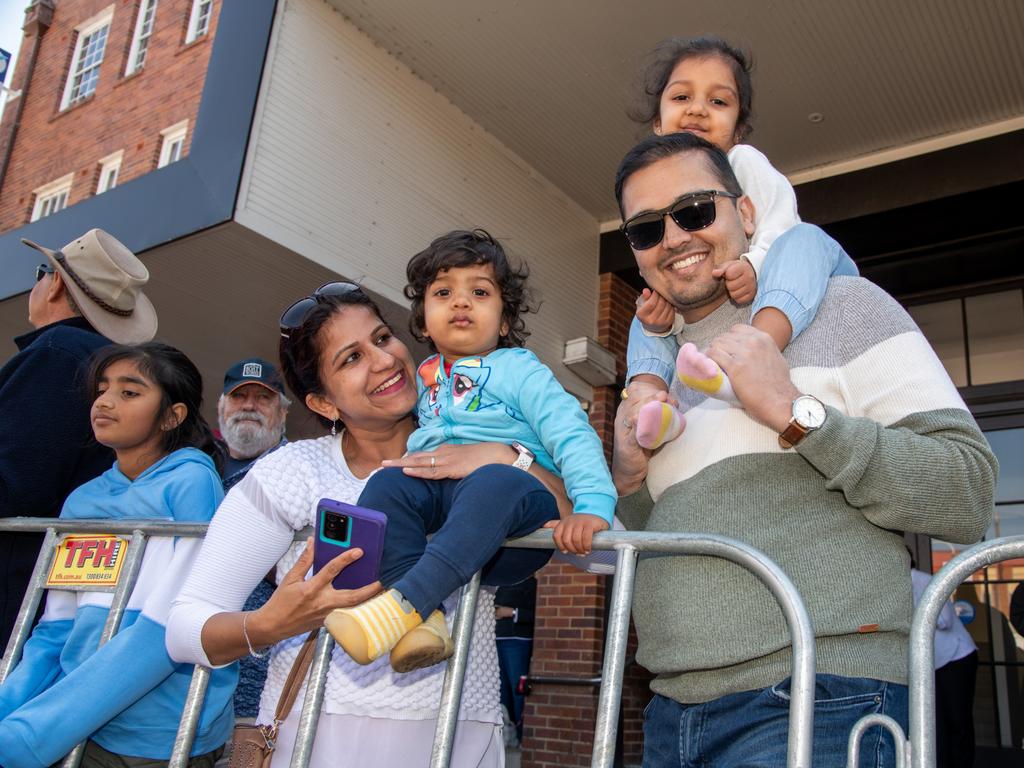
[323,512,349,542]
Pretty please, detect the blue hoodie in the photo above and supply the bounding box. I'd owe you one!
[0,449,236,768]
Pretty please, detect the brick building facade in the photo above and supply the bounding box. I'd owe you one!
[523,272,651,767]
[0,0,219,233]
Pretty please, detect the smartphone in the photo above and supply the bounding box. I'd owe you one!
[313,498,387,590]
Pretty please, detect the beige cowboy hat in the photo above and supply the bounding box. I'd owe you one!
[22,229,158,344]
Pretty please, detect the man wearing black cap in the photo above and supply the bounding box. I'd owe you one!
[216,358,290,721]
[0,230,156,648]
[217,358,290,490]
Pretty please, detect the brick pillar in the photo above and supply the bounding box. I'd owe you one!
[522,273,652,767]
[521,562,605,767]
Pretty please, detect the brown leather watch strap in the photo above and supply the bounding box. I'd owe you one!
[778,421,808,450]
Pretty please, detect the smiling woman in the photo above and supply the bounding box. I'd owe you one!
[165,283,527,767]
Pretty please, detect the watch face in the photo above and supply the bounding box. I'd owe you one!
[793,396,826,429]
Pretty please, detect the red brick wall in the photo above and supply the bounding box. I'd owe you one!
[522,272,652,767]
[0,0,220,232]
[522,563,605,767]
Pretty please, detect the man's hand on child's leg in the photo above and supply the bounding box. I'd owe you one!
[551,513,610,556]
[636,288,676,334]
[677,342,740,406]
[712,259,757,305]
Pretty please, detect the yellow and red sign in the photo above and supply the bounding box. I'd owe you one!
[46,535,127,587]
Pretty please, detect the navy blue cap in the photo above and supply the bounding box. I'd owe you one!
[223,358,285,396]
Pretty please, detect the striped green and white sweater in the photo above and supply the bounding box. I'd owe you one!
[618,276,997,705]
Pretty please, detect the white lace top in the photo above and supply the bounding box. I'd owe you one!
[166,434,500,725]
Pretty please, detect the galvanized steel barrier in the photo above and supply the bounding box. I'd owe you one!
[1,519,818,767]
[0,518,211,768]
[845,534,1024,768]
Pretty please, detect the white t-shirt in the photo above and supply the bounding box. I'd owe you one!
[911,568,978,669]
[727,143,801,274]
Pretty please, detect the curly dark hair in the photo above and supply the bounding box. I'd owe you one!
[278,287,385,431]
[628,35,755,143]
[404,229,535,351]
[88,342,222,473]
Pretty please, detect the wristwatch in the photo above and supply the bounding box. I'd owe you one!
[778,395,826,449]
[510,441,535,471]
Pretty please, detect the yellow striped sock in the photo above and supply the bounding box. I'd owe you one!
[655,403,674,443]
[324,589,423,664]
[635,401,686,450]
[390,609,454,673]
[679,369,725,395]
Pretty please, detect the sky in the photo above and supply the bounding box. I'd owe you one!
[0,0,25,121]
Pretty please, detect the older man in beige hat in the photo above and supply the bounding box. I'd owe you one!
[0,229,157,647]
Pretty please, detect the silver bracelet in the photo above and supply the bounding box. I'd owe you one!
[242,611,269,659]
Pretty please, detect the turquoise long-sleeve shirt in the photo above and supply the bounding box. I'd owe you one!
[407,347,616,523]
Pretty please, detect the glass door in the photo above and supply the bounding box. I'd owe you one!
[932,426,1024,755]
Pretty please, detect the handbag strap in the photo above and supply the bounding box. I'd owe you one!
[272,630,319,724]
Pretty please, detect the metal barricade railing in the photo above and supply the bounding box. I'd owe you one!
[430,529,818,768]
[845,534,1024,768]
[0,518,214,768]
[1,519,818,768]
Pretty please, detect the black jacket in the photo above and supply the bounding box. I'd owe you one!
[495,577,536,640]
[0,316,114,647]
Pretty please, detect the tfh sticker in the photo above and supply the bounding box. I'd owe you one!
[47,535,127,587]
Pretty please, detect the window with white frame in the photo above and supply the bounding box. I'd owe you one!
[185,0,213,43]
[96,151,123,194]
[61,6,114,110]
[158,120,188,168]
[31,174,74,222]
[125,0,159,75]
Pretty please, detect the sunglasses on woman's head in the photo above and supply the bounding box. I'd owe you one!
[35,264,55,282]
[620,190,739,251]
[279,281,363,338]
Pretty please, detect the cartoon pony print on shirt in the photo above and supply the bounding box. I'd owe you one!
[417,356,500,418]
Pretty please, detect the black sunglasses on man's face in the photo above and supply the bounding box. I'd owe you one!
[35,264,55,282]
[620,190,739,251]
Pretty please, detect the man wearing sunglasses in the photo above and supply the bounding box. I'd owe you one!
[0,230,155,648]
[610,132,996,768]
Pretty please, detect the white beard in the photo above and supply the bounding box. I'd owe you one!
[220,412,281,459]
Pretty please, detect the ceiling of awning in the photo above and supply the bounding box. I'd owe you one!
[324,0,1024,221]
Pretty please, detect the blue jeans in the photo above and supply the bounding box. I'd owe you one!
[358,464,558,617]
[626,223,859,384]
[497,638,533,740]
[642,675,908,768]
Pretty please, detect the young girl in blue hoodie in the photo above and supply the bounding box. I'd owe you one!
[0,343,234,768]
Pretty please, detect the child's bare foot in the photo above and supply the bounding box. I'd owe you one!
[677,343,739,405]
[635,401,685,449]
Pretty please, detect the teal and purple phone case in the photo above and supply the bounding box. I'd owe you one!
[313,498,387,590]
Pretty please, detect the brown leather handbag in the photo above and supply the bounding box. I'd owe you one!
[226,631,318,768]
